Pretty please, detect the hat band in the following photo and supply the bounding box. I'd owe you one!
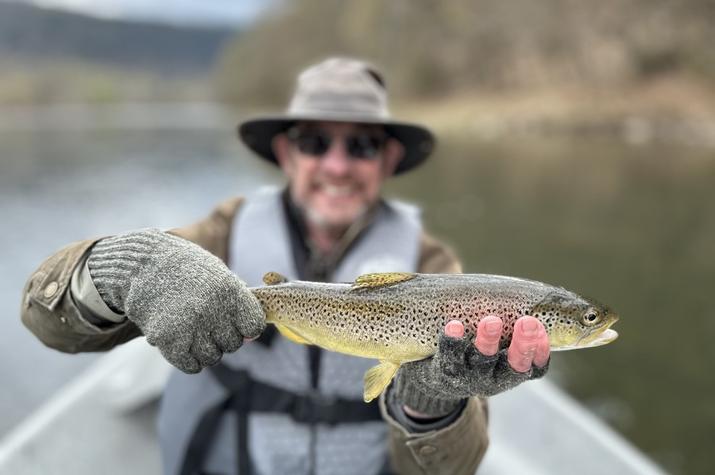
[289,91,390,120]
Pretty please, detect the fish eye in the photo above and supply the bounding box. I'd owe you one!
[583,311,600,325]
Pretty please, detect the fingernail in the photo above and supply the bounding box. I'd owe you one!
[485,320,501,337]
[445,320,464,337]
[522,318,538,336]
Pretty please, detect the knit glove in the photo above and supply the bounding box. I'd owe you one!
[391,331,549,417]
[87,229,265,373]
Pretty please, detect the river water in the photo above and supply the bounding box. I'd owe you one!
[0,104,712,474]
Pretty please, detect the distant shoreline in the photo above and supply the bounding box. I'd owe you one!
[2,75,714,148]
[399,75,715,148]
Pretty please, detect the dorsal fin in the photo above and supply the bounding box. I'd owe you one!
[351,272,416,290]
[263,271,289,285]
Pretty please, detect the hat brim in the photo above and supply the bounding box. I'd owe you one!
[238,115,435,175]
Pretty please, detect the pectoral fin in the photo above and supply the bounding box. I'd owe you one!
[363,361,400,402]
[275,324,311,345]
[352,272,416,291]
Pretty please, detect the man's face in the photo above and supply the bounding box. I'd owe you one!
[273,121,403,232]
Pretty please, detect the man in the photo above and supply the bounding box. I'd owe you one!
[21,58,550,475]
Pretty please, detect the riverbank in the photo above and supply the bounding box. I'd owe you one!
[400,75,715,148]
[1,74,713,148]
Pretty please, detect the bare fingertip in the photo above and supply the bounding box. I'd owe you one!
[445,320,465,338]
[483,318,502,337]
[522,316,540,332]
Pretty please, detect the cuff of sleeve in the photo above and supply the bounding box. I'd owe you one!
[391,372,463,416]
[380,393,490,474]
[381,393,490,474]
[385,384,466,434]
[70,253,126,324]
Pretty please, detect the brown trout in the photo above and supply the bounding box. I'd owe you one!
[252,272,619,402]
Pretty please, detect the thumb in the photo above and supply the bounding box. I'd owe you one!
[230,281,266,338]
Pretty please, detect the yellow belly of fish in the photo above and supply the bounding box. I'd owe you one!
[273,320,432,362]
[268,318,434,402]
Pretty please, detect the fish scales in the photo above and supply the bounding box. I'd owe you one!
[251,272,619,402]
[252,273,614,360]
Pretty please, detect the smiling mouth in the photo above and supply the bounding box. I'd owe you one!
[320,185,355,198]
[312,181,360,199]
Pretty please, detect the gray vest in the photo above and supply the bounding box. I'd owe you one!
[157,189,422,475]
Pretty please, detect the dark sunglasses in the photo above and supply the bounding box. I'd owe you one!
[286,127,387,160]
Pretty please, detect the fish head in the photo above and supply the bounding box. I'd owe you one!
[530,292,619,351]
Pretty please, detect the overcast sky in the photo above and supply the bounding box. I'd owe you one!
[8,0,279,26]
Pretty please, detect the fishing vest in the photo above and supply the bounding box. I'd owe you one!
[157,189,422,475]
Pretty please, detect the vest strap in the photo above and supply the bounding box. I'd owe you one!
[210,363,381,424]
[179,394,245,475]
[179,364,382,475]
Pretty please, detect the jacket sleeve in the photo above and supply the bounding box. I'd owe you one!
[20,196,244,354]
[20,238,142,353]
[382,231,491,474]
[381,396,489,475]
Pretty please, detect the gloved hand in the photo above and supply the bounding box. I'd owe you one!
[87,229,265,373]
[390,316,550,417]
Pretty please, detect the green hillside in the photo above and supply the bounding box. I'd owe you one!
[215,0,715,105]
[0,1,237,103]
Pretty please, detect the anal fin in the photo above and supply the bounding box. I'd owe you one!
[363,360,400,402]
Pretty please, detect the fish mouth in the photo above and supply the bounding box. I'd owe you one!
[552,316,619,351]
[579,328,619,348]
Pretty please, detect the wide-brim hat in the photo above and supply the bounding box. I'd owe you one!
[238,57,435,175]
